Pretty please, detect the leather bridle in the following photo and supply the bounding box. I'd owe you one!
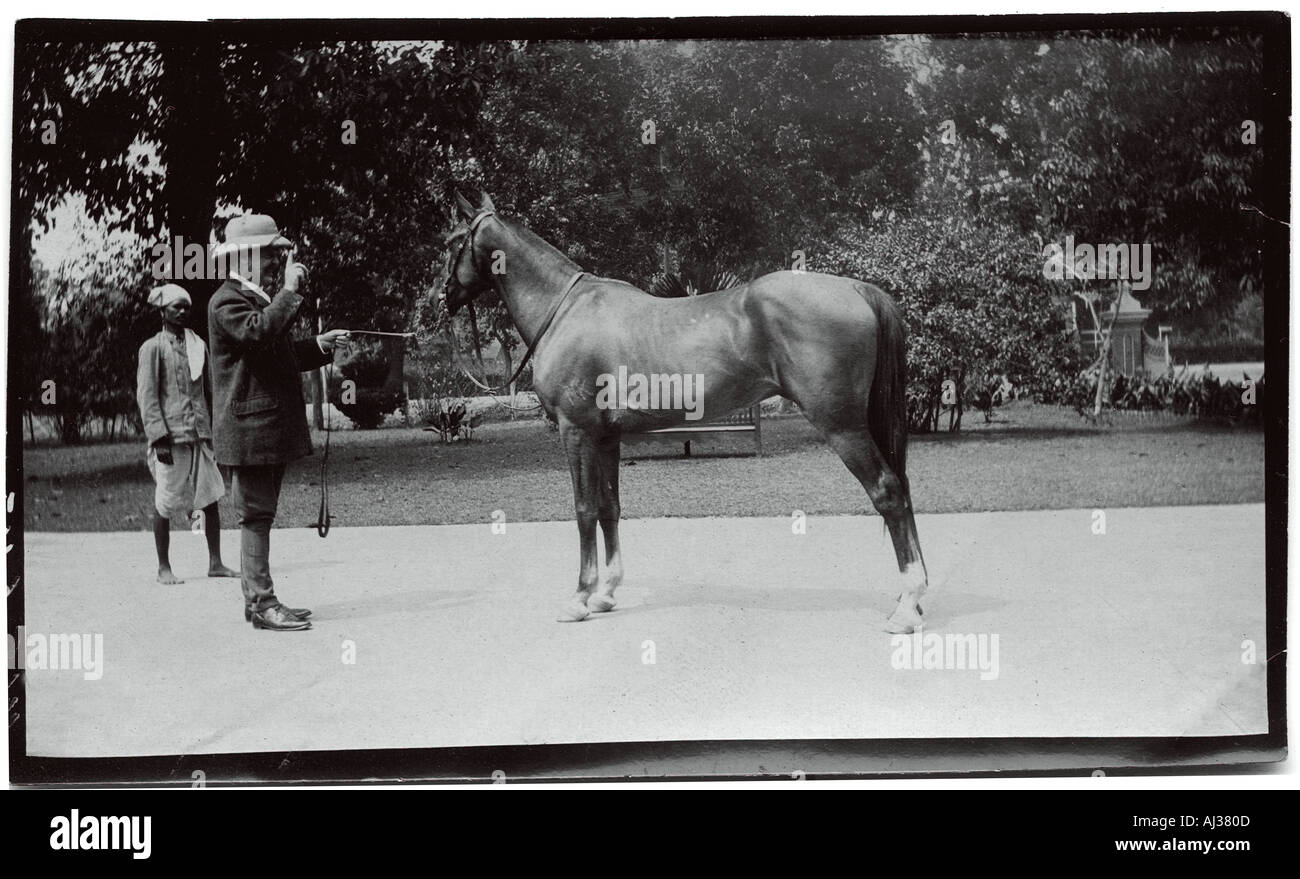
[441,209,497,306]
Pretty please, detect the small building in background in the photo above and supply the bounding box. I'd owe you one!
[1067,285,1169,375]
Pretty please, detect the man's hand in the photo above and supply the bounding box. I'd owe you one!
[316,329,351,352]
[153,438,174,466]
[283,260,310,293]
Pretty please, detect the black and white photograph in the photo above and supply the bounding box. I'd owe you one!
[4,7,1289,795]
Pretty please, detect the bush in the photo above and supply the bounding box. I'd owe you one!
[327,347,404,429]
[1061,369,1263,424]
[412,398,474,442]
[1169,342,1265,364]
[337,389,404,430]
[817,215,1083,434]
[339,348,390,387]
[28,254,155,445]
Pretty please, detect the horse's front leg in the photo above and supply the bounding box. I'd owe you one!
[557,421,601,622]
[588,431,623,614]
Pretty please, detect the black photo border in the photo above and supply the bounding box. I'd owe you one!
[7,11,1289,785]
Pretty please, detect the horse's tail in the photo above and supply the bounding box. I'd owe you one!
[859,283,909,491]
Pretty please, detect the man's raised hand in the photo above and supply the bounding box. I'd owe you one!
[283,260,310,293]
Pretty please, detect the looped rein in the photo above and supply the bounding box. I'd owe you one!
[316,303,334,537]
[316,334,417,535]
[458,271,585,395]
[316,362,332,538]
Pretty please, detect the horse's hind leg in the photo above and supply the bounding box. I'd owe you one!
[557,420,601,622]
[823,427,929,634]
[588,431,623,614]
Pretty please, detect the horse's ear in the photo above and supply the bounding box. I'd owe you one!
[454,191,476,219]
[479,191,496,212]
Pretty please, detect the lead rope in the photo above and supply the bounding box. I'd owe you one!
[315,290,332,537]
[316,357,332,537]
[313,332,416,536]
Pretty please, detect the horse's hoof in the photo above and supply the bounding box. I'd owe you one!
[587,594,617,614]
[557,601,590,623]
[884,610,923,635]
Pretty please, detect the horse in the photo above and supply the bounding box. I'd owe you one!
[441,191,929,634]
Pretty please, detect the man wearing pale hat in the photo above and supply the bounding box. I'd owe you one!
[137,283,239,584]
[208,214,349,632]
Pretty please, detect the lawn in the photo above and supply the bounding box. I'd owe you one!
[19,400,1265,533]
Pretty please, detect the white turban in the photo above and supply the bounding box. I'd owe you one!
[148,284,192,308]
[148,284,204,381]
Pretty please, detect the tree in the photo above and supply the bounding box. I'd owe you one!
[645,38,923,273]
[15,37,170,441]
[17,32,525,439]
[474,39,926,287]
[921,30,1265,315]
[817,198,1080,432]
[30,223,157,443]
[218,40,522,395]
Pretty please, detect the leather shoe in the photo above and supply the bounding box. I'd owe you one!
[245,605,312,622]
[250,604,312,631]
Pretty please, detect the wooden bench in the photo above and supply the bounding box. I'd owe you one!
[629,403,763,457]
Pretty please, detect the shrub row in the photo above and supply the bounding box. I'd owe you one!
[1038,369,1263,424]
[1168,342,1265,364]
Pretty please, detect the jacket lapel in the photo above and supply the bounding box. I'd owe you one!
[220,276,269,308]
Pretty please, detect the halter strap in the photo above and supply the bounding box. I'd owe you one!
[460,269,586,394]
[469,210,495,230]
[442,210,497,300]
[461,210,496,268]
[498,269,585,390]
[525,270,585,348]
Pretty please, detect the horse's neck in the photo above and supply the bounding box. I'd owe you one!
[481,219,581,344]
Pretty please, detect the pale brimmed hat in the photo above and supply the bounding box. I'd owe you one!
[212,214,294,258]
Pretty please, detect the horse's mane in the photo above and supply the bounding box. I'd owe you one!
[499,216,583,276]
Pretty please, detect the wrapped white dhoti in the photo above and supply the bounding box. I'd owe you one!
[147,439,226,518]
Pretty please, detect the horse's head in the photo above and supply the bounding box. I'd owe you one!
[441,190,497,316]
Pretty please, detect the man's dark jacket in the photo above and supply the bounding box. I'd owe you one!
[208,278,332,466]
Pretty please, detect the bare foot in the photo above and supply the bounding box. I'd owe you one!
[207,564,239,578]
[158,567,184,585]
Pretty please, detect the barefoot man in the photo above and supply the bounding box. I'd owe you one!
[136,283,239,584]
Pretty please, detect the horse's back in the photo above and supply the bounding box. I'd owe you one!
[737,271,889,344]
[567,271,888,361]
[747,270,887,311]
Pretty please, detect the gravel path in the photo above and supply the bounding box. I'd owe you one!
[22,504,1267,758]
